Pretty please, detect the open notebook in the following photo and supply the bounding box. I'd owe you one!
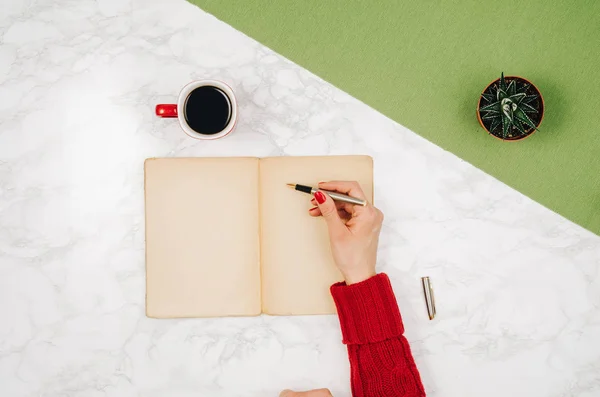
[144,156,373,318]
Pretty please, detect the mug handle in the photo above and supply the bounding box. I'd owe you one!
[156,104,178,118]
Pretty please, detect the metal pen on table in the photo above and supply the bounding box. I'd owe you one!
[286,183,367,206]
[421,276,436,320]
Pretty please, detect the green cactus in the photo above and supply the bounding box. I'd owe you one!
[479,73,540,139]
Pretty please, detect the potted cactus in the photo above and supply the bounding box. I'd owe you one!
[477,73,544,141]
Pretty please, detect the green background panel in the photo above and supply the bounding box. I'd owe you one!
[190,0,600,235]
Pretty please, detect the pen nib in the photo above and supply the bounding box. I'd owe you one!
[286,183,296,189]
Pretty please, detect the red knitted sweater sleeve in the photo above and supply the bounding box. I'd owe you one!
[330,273,426,397]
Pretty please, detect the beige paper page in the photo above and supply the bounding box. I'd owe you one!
[145,158,261,318]
[259,156,373,315]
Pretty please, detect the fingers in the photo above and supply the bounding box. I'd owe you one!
[317,181,367,201]
[308,206,352,221]
[317,181,369,217]
[310,197,355,215]
[313,191,346,237]
[347,205,384,232]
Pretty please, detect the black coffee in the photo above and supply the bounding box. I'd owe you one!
[184,86,232,135]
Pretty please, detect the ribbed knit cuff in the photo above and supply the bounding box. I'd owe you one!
[330,273,404,345]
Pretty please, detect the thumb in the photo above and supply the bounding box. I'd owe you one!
[314,191,345,235]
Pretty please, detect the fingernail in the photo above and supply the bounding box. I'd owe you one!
[309,206,318,211]
[314,191,326,204]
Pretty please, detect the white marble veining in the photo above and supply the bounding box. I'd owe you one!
[1,0,599,396]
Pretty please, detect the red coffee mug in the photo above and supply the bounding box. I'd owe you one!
[156,80,238,140]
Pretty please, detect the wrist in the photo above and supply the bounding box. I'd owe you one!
[343,270,376,285]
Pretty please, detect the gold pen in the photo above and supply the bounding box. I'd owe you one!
[286,183,367,206]
[421,277,436,320]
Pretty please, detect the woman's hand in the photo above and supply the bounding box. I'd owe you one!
[280,388,332,397]
[308,181,383,285]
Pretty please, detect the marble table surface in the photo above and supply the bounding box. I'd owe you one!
[1,0,600,396]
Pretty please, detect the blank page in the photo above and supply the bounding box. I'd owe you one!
[259,156,373,315]
[145,158,261,318]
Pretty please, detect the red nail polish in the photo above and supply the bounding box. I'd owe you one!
[314,191,326,204]
[309,206,318,211]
